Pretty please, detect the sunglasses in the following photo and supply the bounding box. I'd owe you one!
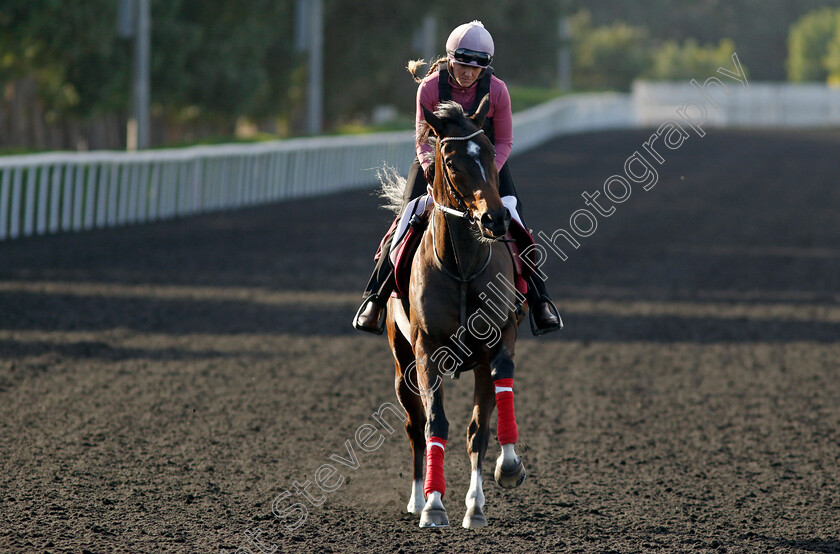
[450,48,492,67]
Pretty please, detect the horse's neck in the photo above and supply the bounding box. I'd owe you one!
[432,209,490,280]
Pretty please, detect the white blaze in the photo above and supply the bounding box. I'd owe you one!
[467,140,486,182]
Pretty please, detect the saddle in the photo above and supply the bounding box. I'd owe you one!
[377,201,537,299]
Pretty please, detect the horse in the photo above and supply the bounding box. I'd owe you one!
[384,95,527,529]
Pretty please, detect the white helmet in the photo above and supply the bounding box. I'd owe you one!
[445,20,494,68]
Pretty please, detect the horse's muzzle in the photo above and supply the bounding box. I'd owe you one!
[480,208,511,240]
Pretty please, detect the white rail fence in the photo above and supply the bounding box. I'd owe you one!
[2,83,838,241]
[0,93,632,241]
[633,81,840,127]
[513,92,634,152]
[0,132,415,241]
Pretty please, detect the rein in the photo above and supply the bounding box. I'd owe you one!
[430,207,493,330]
[428,128,493,329]
[429,207,492,284]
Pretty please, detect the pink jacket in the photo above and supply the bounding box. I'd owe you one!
[415,68,513,172]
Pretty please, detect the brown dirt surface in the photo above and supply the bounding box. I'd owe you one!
[1,128,840,553]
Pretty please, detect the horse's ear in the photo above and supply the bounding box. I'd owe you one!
[422,104,444,136]
[471,94,491,129]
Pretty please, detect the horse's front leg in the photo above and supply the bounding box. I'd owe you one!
[463,367,494,528]
[412,343,450,528]
[492,346,527,489]
[389,298,428,516]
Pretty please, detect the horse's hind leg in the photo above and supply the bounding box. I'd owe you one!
[396,356,426,514]
[389,316,426,515]
[463,367,495,528]
[492,347,527,489]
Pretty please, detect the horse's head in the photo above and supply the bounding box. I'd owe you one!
[422,96,510,241]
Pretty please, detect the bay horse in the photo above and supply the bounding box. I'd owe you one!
[385,96,527,529]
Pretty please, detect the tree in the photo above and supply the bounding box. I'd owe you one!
[0,0,130,118]
[574,0,831,81]
[570,11,650,91]
[150,0,298,130]
[825,21,840,85]
[0,0,300,146]
[645,38,745,81]
[786,7,840,82]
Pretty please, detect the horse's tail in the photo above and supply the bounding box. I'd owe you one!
[407,57,447,83]
[377,164,406,215]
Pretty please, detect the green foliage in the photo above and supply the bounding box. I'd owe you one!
[4,0,840,150]
[574,0,830,82]
[507,86,567,112]
[150,0,297,122]
[826,24,840,85]
[786,7,840,82]
[569,10,747,89]
[570,11,650,91]
[0,0,129,116]
[645,38,745,81]
[0,0,298,123]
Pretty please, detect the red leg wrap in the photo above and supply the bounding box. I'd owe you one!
[424,437,447,497]
[495,378,519,444]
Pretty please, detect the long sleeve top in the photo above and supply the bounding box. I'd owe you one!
[415,68,513,173]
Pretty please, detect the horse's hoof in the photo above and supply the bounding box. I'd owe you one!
[419,507,450,528]
[495,455,527,489]
[419,492,449,528]
[407,480,425,515]
[462,505,487,528]
[407,497,425,515]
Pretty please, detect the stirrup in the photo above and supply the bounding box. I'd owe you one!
[353,294,387,335]
[529,296,563,336]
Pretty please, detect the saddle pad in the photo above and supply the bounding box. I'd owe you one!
[390,217,538,299]
[392,216,428,298]
[506,219,537,282]
[373,215,400,262]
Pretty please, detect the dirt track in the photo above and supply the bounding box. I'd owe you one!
[1,128,840,553]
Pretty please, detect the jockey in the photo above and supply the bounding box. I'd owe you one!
[354,20,561,336]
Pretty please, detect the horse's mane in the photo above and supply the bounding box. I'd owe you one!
[416,101,474,150]
[379,103,474,215]
[432,101,470,124]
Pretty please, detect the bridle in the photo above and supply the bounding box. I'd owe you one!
[432,128,486,224]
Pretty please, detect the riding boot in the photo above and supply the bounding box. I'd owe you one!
[526,274,562,336]
[354,273,395,334]
[356,161,431,335]
[354,227,398,335]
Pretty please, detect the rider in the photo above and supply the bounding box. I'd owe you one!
[354,20,561,336]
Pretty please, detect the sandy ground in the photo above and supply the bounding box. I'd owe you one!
[1,128,839,553]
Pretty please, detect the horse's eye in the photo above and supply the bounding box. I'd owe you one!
[446,160,457,171]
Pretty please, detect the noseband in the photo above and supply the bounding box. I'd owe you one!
[434,129,486,223]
